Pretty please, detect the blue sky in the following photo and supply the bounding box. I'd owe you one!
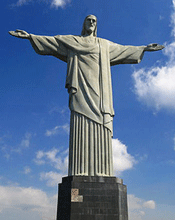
[1,0,175,219]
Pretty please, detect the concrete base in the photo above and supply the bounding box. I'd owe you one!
[56,176,128,220]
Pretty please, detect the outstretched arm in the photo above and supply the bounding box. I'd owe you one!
[9,29,30,39]
[144,43,164,52]
[109,41,164,66]
[9,29,68,62]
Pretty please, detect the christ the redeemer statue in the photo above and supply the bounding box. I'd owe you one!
[9,15,164,177]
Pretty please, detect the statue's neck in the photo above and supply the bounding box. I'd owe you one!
[82,35,96,44]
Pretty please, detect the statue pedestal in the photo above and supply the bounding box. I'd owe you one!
[56,176,128,220]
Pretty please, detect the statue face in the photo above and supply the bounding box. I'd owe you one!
[84,15,97,35]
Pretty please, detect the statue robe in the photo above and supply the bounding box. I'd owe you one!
[30,34,145,176]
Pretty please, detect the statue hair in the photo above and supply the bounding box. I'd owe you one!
[81,15,97,36]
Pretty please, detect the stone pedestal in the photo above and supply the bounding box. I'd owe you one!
[56,176,128,220]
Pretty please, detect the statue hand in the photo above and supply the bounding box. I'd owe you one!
[144,43,165,52]
[9,29,30,39]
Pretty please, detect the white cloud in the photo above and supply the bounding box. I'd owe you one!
[16,0,31,6]
[132,0,175,112]
[35,148,68,186]
[36,150,45,159]
[12,132,32,153]
[0,185,56,220]
[45,124,69,136]
[1,146,10,160]
[49,106,68,115]
[0,134,12,159]
[128,194,156,220]
[1,133,32,159]
[132,62,175,111]
[20,133,32,148]
[34,148,68,173]
[51,0,70,8]
[23,166,31,174]
[35,150,46,165]
[143,200,156,209]
[112,139,137,174]
[14,0,70,8]
[40,171,63,187]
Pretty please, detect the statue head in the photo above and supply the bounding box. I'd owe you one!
[81,15,97,36]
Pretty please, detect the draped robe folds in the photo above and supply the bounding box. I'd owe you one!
[30,34,145,176]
